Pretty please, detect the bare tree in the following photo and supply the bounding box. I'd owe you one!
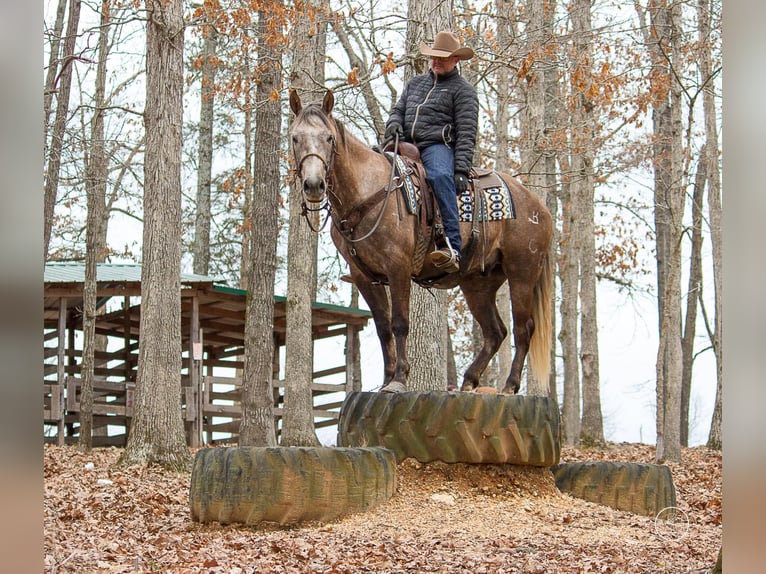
[489,0,516,389]
[78,2,110,451]
[698,0,722,451]
[239,2,285,447]
[44,0,68,147]
[681,150,706,446]
[44,0,81,261]
[192,18,218,276]
[571,0,603,446]
[519,0,549,397]
[281,0,329,446]
[638,0,685,463]
[541,0,560,401]
[120,0,190,469]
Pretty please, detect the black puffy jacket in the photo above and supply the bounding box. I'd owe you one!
[388,68,479,175]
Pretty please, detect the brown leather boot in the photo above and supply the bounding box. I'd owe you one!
[428,247,460,273]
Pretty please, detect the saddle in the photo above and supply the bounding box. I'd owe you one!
[382,141,434,238]
[379,142,506,277]
[382,142,508,211]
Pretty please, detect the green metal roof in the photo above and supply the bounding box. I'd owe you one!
[44,262,220,284]
[44,263,371,317]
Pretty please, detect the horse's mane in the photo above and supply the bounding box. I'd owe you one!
[296,104,348,150]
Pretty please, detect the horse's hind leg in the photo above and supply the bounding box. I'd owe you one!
[460,282,507,391]
[502,281,535,395]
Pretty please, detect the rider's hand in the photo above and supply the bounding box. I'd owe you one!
[384,122,403,142]
[455,172,470,193]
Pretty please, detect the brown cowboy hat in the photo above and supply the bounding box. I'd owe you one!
[419,31,474,61]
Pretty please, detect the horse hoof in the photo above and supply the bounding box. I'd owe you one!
[380,381,407,393]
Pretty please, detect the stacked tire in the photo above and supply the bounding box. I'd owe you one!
[338,390,560,466]
[189,390,678,525]
[338,390,677,518]
[552,461,677,517]
[189,446,397,525]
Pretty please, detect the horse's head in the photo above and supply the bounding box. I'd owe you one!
[289,89,338,204]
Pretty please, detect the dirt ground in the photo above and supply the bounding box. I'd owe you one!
[44,442,721,573]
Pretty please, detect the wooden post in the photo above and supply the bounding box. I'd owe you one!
[56,298,67,445]
[123,295,132,440]
[189,295,202,447]
[272,333,281,439]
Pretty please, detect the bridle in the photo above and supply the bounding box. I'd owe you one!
[294,134,337,232]
[294,120,401,242]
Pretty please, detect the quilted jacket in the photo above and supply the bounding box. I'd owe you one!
[387,67,479,175]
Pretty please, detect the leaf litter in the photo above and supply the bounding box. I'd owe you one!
[45,442,720,573]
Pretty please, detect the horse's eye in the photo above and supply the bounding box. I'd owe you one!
[327,136,333,143]
[292,135,298,144]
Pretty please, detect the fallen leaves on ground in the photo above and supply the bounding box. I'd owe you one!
[44,442,721,573]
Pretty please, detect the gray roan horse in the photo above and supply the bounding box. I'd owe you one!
[289,89,553,394]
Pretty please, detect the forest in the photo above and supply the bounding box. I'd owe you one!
[43,0,722,467]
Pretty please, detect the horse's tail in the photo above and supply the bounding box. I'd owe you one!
[528,251,553,386]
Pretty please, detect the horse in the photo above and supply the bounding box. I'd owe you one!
[289,89,553,395]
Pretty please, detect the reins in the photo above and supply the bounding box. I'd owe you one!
[340,133,401,244]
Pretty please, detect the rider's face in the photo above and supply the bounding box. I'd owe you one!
[430,55,460,75]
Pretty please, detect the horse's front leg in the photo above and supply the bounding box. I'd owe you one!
[380,275,412,392]
[353,277,397,385]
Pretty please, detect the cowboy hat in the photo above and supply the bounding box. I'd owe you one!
[420,31,474,60]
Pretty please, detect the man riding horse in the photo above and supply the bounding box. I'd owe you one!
[384,31,479,274]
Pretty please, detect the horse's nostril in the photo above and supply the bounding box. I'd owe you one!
[303,176,326,199]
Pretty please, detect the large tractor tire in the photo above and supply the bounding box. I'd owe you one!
[552,461,677,517]
[337,391,560,466]
[189,446,397,525]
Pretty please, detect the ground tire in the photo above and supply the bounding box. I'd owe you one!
[189,446,397,525]
[337,391,560,466]
[552,461,677,517]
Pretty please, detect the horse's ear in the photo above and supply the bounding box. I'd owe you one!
[322,90,335,115]
[289,89,302,116]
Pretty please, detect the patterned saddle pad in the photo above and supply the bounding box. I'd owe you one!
[385,153,515,222]
[458,171,516,222]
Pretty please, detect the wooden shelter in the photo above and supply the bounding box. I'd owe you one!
[43,263,371,447]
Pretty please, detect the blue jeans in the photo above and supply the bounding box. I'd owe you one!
[421,144,462,254]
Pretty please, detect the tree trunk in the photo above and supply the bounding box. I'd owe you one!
[558,175,581,445]
[193,24,218,276]
[240,98,253,288]
[681,151,706,446]
[44,0,81,261]
[347,286,363,392]
[571,0,603,446]
[43,0,68,148]
[119,0,189,470]
[78,2,110,451]
[401,0,452,393]
[542,0,560,401]
[520,0,549,396]
[239,5,284,447]
[698,0,722,451]
[281,0,328,446]
[651,0,685,463]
